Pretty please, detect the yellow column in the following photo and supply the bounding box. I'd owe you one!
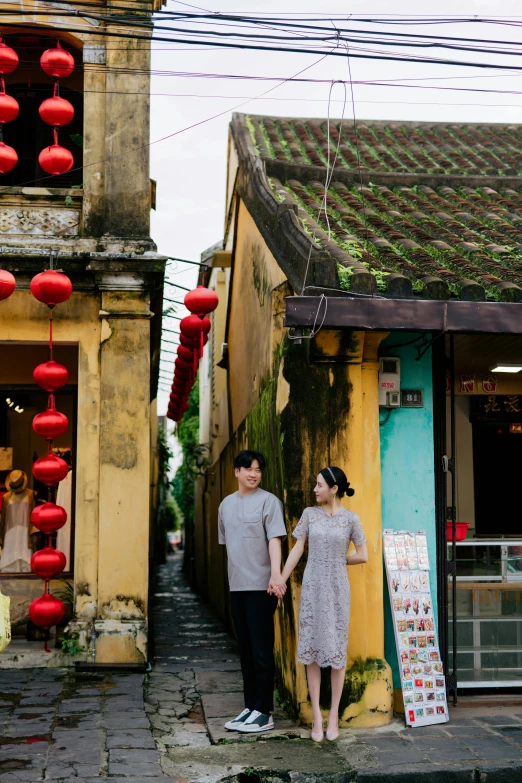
[95,292,151,662]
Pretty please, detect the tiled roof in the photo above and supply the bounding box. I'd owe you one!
[237,115,522,301]
[246,116,522,176]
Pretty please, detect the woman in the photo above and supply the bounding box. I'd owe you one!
[280,467,368,742]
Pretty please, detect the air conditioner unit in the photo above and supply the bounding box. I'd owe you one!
[379,357,401,408]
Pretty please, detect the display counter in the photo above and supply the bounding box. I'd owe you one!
[448,539,522,687]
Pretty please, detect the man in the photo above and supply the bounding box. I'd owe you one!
[218,449,286,734]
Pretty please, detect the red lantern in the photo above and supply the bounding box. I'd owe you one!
[0,142,17,174]
[0,93,18,124]
[177,345,195,363]
[32,401,68,441]
[40,42,74,79]
[39,96,74,127]
[31,502,67,534]
[180,314,211,340]
[33,360,68,391]
[32,454,68,486]
[184,285,219,315]
[0,40,18,75]
[30,269,72,306]
[173,379,186,393]
[180,333,208,351]
[38,144,73,176]
[31,548,66,580]
[29,593,65,629]
[0,269,15,300]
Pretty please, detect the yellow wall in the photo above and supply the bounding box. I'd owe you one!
[0,289,151,661]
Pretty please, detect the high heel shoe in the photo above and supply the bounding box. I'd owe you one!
[326,719,339,741]
[311,721,324,742]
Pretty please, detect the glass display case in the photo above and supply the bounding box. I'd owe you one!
[448,540,522,687]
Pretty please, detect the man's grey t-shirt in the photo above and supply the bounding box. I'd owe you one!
[218,488,286,591]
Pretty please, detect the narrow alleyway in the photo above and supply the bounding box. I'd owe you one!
[2,555,522,780]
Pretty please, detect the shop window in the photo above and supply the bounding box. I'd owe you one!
[2,35,83,188]
[0,343,77,578]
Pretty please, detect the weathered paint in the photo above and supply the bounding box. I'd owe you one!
[379,334,437,696]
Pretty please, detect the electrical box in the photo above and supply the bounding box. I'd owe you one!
[379,357,401,408]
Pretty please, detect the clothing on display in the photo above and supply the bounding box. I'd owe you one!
[56,470,72,570]
[0,471,38,573]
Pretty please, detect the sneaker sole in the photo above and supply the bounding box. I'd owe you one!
[224,723,248,731]
[237,724,275,733]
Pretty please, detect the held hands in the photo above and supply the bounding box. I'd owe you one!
[268,574,287,599]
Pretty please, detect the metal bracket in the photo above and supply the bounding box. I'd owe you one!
[446,506,456,522]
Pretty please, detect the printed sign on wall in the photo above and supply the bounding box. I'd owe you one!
[383,529,449,728]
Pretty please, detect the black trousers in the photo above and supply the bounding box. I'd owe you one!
[230,591,278,715]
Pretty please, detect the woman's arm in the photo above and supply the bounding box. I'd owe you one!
[281,538,306,582]
[347,542,368,566]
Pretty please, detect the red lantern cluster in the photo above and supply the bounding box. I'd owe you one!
[167,286,218,423]
[38,42,75,177]
[0,38,19,175]
[29,265,72,649]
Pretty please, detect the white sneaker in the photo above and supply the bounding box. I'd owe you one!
[224,708,252,731]
[237,710,274,733]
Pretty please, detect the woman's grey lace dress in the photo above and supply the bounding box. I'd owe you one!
[293,507,366,669]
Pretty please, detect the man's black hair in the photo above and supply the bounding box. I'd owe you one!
[234,450,266,471]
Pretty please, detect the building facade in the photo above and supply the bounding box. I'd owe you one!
[194,114,522,725]
[0,1,165,663]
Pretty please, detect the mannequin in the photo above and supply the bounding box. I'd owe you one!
[0,471,38,573]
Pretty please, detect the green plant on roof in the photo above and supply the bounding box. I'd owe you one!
[268,178,285,203]
[245,116,260,155]
[340,239,364,260]
[298,216,314,237]
[337,264,352,291]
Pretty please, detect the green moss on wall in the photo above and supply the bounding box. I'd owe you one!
[319,657,387,714]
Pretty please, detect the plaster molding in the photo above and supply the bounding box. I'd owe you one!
[0,208,79,236]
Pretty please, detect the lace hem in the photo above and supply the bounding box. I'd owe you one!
[297,650,347,670]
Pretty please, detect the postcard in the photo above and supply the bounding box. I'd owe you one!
[403,595,412,614]
[414,691,424,703]
[391,574,400,593]
[418,649,428,662]
[401,651,409,664]
[411,573,420,592]
[436,691,446,701]
[429,651,440,662]
[402,665,411,678]
[414,678,423,688]
[409,649,418,663]
[413,597,420,615]
[427,634,435,648]
[435,678,445,688]
[394,598,403,612]
[415,619,425,632]
[420,572,429,591]
[423,664,432,675]
[436,705,445,715]
[403,679,413,691]
[412,664,423,675]
[406,618,415,632]
[424,679,433,689]
[426,691,435,702]
[404,693,413,704]
[409,634,417,648]
[433,663,444,673]
[426,706,435,716]
[425,618,435,632]
[401,573,410,591]
[418,635,427,648]
[415,708,424,718]
[397,620,407,632]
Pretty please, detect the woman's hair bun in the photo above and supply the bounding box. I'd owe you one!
[320,466,355,499]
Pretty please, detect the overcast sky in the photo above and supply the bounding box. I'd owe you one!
[151,1,522,417]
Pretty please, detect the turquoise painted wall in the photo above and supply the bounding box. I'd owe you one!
[379,334,438,689]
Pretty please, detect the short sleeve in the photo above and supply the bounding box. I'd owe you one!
[263,495,286,540]
[218,505,225,545]
[292,508,309,540]
[350,513,366,547]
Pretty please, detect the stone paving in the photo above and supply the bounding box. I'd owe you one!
[2,554,522,781]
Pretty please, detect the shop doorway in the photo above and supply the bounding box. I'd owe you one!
[436,334,522,692]
[0,342,77,645]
